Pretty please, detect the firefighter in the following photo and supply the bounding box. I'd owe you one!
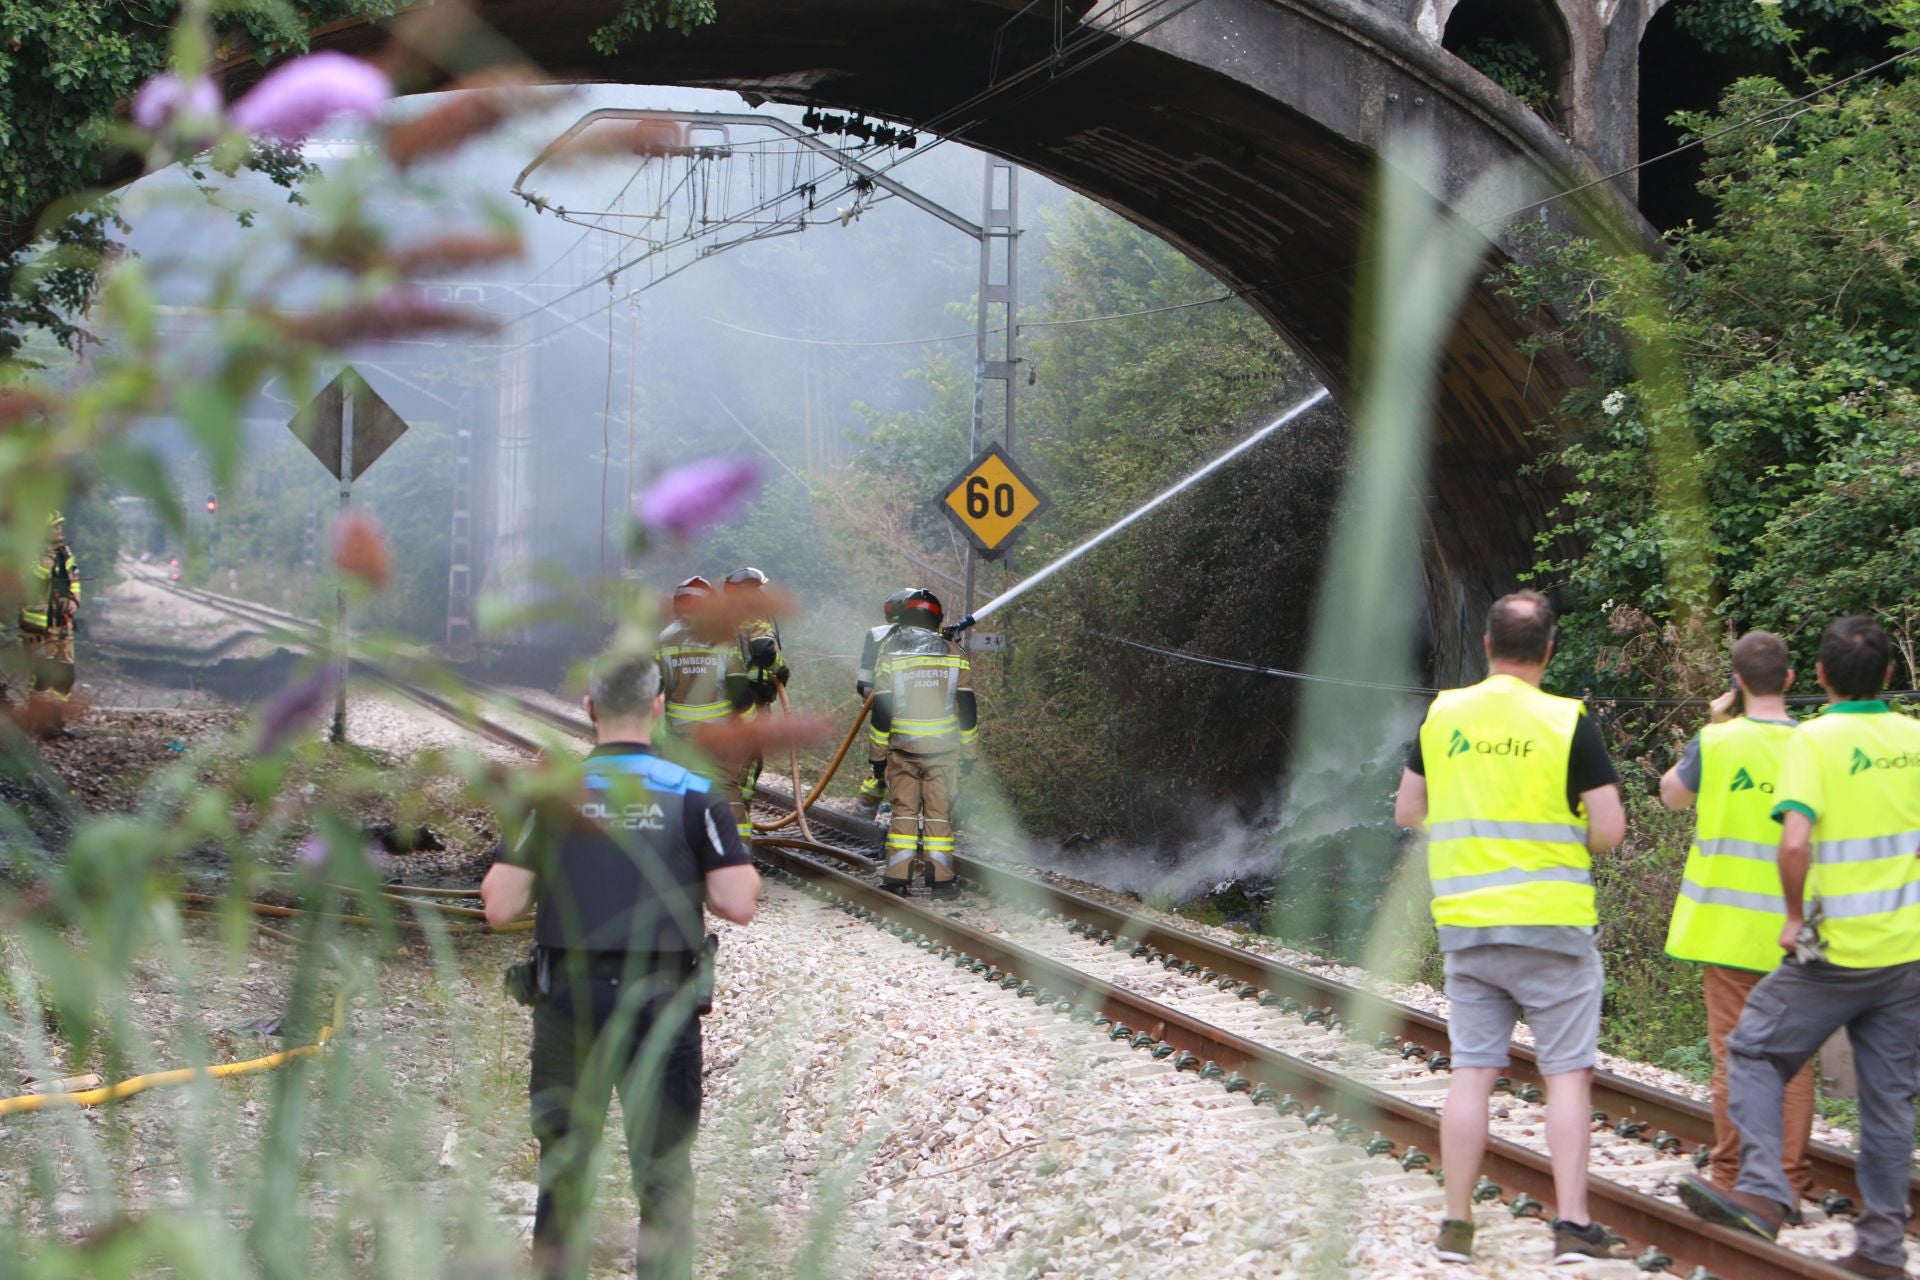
[655,577,739,736]
[854,589,912,818]
[720,567,788,839]
[870,589,977,898]
[18,511,80,718]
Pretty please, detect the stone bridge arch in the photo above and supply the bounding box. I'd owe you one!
[236,0,1653,660]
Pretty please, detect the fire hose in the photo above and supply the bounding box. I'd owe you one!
[749,692,873,839]
[0,987,349,1120]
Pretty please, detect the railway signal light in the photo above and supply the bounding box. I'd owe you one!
[205,496,218,514]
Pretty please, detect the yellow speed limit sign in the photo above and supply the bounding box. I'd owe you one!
[938,443,1050,559]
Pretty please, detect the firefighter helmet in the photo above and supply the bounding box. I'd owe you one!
[723,566,769,592]
[897,588,943,631]
[881,588,913,624]
[671,575,714,616]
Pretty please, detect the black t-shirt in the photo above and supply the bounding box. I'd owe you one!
[500,743,751,954]
[1407,710,1619,815]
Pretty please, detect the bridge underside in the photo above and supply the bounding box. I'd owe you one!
[292,0,1631,662]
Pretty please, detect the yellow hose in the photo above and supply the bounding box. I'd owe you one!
[0,989,349,1119]
[752,695,871,834]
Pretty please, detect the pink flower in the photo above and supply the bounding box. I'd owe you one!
[635,458,762,540]
[230,52,391,142]
[132,73,221,132]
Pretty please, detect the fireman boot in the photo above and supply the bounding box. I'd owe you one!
[923,752,961,899]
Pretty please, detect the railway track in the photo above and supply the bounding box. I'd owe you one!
[751,839,1853,1280]
[126,572,1898,1273]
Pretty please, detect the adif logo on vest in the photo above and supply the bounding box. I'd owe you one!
[1729,767,1774,794]
[1850,747,1920,775]
[1446,729,1538,758]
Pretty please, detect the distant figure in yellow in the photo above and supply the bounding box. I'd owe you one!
[17,511,80,721]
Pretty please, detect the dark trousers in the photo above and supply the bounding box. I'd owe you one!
[529,980,703,1280]
[1728,956,1920,1266]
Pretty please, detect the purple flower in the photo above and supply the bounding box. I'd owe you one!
[256,665,342,753]
[230,52,391,143]
[635,458,762,540]
[294,832,394,877]
[132,73,221,132]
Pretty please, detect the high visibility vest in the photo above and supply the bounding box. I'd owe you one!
[1777,703,1920,969]
[1665,718,1795,972]
[1420,674,1594,929]
[655,620,736,729]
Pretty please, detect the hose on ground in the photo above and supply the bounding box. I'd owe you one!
[0,988,349,1119]
[179,892,530,934]
[752,694,871,836]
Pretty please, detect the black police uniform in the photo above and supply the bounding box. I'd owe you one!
[498,742,752,1280]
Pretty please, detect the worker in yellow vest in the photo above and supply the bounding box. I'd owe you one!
[1394,590,1626,1266]
[1659,630,1815,1210]
[1680,616,1920,1280]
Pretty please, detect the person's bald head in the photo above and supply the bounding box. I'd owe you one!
[1485,591,1556,665]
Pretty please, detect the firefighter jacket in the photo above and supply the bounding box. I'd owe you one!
[856,623,900,697]
[20,541,79,631]
[656,619,742,730]
[870,627,977,757]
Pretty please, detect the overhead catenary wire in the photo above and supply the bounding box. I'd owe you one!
[1104,632,1920,708]
[701,291,1240,348]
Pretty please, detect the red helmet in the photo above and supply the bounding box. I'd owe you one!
[897,588,942,631]
[881,588,913,624]
[672,576,715,616]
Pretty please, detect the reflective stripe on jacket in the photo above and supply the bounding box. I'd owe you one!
[1779,704,1920,969]
[1665,717,1795,972]
[20,543,79,630]
[1419,674,1594,929]
[872,629,972,755]
[656,620,738,729]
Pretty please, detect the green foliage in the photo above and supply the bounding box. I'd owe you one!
[1503,25,1920,723]
[1457,36,1554,112]
[589,0,719,52]
[1672,0,1878,57]
[842,201,1341,840]
[1593,795,1707,1060]
[0,0,396,357]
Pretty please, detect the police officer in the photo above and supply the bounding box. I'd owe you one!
[854,589,911,818]
[1393,590,1625,1265]
[720,567,788,839]
[482,653,760,1280]
[1680,616,1920,1280]
[1658,630,1814,1210]
[870,589,976,898]
[18,511,80,715]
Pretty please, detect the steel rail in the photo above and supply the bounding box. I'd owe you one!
[746,782,1896,1222]
[754,839,1854,1280]
[129,576,1899,1220]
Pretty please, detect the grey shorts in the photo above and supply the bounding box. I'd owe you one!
[1443,945,1603,1075]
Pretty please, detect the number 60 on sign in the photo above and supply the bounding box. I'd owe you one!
[937,443,1051,559]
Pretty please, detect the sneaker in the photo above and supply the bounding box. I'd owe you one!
[1551,1218,1623,1263]
[1836,1254,1906,1279]
[1433,1218,1474,1263]
[1677,1176,1786,1241]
